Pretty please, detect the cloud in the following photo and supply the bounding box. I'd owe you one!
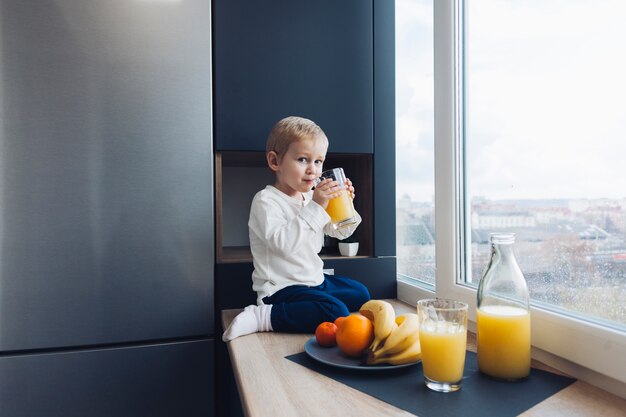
[466,0,626,199]
[396,0,626,202]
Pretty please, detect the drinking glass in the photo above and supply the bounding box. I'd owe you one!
[314,168,357,229]
[417,299,468,392]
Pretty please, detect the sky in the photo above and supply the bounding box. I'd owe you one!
[396,0,626,203]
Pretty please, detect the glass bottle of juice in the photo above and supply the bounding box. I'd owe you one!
[476,233,531,380]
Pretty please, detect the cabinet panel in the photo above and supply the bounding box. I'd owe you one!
[324,257,397,300]
[373,0,397,256]
[215,257,395,313]
[1,0,213,352]
[215,262,257,313]
[214,0,373,153]
[0,340,213,417]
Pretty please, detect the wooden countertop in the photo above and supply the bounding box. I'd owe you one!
[222,300,625,417]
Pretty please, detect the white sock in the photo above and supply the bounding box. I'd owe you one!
[222,304,273,341]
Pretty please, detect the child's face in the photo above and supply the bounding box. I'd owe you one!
[271,137,328,198]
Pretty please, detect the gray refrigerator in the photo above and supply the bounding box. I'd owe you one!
[0,1,214,416]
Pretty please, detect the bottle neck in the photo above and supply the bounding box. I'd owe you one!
[493,242,515,258]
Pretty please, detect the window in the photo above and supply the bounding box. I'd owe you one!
[396,0,435,287]
[464,0,626,333]
[397,0,626,388]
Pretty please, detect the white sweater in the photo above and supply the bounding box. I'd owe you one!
[248,185,361,304]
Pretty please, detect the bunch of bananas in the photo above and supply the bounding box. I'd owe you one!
[359,300,421,366]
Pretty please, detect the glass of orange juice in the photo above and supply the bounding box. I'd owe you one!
[417,299,468,393]
[315,168,357,229]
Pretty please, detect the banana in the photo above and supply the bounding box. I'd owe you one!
[359,300,397,351]
[366,338,422,366]
[370,313,420,358]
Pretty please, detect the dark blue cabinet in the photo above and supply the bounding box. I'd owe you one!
[214,0,374,153]
[0,340,213,417]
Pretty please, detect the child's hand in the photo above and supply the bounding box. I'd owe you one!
[313,178,343,209]
[346,178,356,200]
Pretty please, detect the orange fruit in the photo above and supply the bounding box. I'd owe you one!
[315,322,338,347]
[334,316,347,328]
[335,314,374,358]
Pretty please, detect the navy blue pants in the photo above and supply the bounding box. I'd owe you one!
[263,274,371,334]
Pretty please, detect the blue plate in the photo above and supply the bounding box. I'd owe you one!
[303,337,420,370]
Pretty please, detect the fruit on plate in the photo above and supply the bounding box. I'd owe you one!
[364,313,421,365]
[333,315,347,328]
[358,300,397,351]
[335,314,374,357]
[315,322,338,347]
[366,336,422,365]
[358,300,422,366]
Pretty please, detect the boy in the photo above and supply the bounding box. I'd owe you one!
[222,116,370,341]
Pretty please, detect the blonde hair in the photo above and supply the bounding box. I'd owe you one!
[266,116,329,161]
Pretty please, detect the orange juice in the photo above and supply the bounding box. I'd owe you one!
[477,305,531,379]
[325,189,354,223]
[419,323,467,383]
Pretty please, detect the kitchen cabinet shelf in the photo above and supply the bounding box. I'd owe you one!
[219,246,369,264]
[215,151,373,264]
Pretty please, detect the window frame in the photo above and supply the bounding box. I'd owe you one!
[397,0,626,391]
